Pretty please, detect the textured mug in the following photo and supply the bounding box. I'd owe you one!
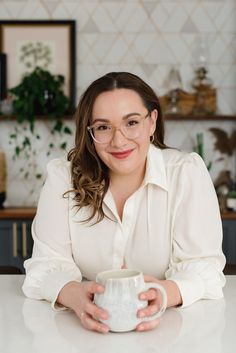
[94,269,167,332]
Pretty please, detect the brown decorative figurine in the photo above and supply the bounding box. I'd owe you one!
[192,67,216,115]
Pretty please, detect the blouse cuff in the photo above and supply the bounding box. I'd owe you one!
[40,272,82,311]
[167,272,205,308]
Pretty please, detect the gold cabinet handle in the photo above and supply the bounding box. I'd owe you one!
[22,222,27,258]
[12,222,17,257]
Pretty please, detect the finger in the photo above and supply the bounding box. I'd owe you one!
[81,312,109,333]
[88,281,105,295]
[85,301,109,321]
[137,302,159,319]
[139,288,157,301]
[143,274,157,283]
[136,317,161,332]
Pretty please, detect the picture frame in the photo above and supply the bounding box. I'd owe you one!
[0,20,76,110]
[0,53,7,100]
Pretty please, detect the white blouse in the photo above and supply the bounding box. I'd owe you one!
[22,145,226,308]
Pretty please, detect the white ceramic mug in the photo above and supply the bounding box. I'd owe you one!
[94,269,167,332]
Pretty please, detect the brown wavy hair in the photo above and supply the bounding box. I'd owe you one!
[67,72,168,224]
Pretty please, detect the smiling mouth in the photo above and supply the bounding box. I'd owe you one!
[110,149,133,159]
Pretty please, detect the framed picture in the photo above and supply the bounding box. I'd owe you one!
[0,20,76,110]
[0,53,7,100]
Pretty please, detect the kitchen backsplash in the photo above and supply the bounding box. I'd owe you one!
[0,0,235,206]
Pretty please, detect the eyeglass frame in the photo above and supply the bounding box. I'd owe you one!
[87,112,150,144]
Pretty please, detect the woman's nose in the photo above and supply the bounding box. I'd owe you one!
[110,128,127,147]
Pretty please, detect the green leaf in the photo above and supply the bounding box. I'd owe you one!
[60,142,67,150]
[64,126,72,135]
[15,146,21,156]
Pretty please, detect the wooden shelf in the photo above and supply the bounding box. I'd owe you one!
[0,114,74,121]
[0,207,235,220]
[0,208,36,219]
[221,212,236,220]
[164,114,236,121]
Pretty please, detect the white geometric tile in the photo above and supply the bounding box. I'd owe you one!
[2,0,26,17]
[191,4,216,32]
[164,34,189,63]
[102,35,128,63]
[182,0,198,16]
[181,18,199,33]
[209,35,228,64]
[201,1,224,23]
[71,6,89,29]
[92,5,117,32]
[208,64,227,87]
[221,67,236,87]
[102,1,124,21]
[218,88,236,114]
[83,0,99,16]
[41,0,60,16]
[92,34,118,62]
[141,1,158,16]
[121,46,138,64]
[162,6,188,32]
[150,3,168,31]
[0,3,10,19]
[17,0,48,19]
[60,0,80,15]
[146,37,176,64]
[161,1,179,15]
[121,4,148,32]
[82,18,100,33]
[132,34,156,60]
[122,33,137,46]
[141,18,158,33]
[139,63,157,78]
[77,34,91,62]
[214,1,235,31]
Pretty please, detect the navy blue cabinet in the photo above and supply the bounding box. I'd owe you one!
[0,219,33,273]
[0,210,235,272]
[222,219,236,264]
[0,209,35,273]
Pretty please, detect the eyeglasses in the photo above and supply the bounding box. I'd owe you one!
[87,112,150,144]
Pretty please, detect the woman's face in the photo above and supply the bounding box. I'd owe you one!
[91,88,157,179]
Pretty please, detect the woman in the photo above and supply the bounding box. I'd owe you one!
[23,72,226,334]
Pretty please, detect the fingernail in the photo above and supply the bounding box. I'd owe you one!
[138,312,145,318]
[138,325,144,331]
[101,326,109,333]
[101,313,108,320]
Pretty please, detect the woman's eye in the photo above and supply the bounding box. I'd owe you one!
[95,124,110,131]
[127,119,139,127]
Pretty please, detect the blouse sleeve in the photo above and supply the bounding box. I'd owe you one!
[22,159,82,309]
[165,152,226,307]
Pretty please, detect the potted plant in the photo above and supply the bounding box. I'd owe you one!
[7,40,73,181]
[8,67,73,180]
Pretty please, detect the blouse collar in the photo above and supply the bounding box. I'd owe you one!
[143,145,168,191]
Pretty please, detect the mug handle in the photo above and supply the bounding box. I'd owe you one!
[142,282,167,321]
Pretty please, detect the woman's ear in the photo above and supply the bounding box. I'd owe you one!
[150,109,158,135]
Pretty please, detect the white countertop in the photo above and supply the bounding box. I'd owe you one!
[0,275,236,353]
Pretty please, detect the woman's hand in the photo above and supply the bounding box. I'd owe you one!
[57,281,110,333]
[136,274,182,332]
